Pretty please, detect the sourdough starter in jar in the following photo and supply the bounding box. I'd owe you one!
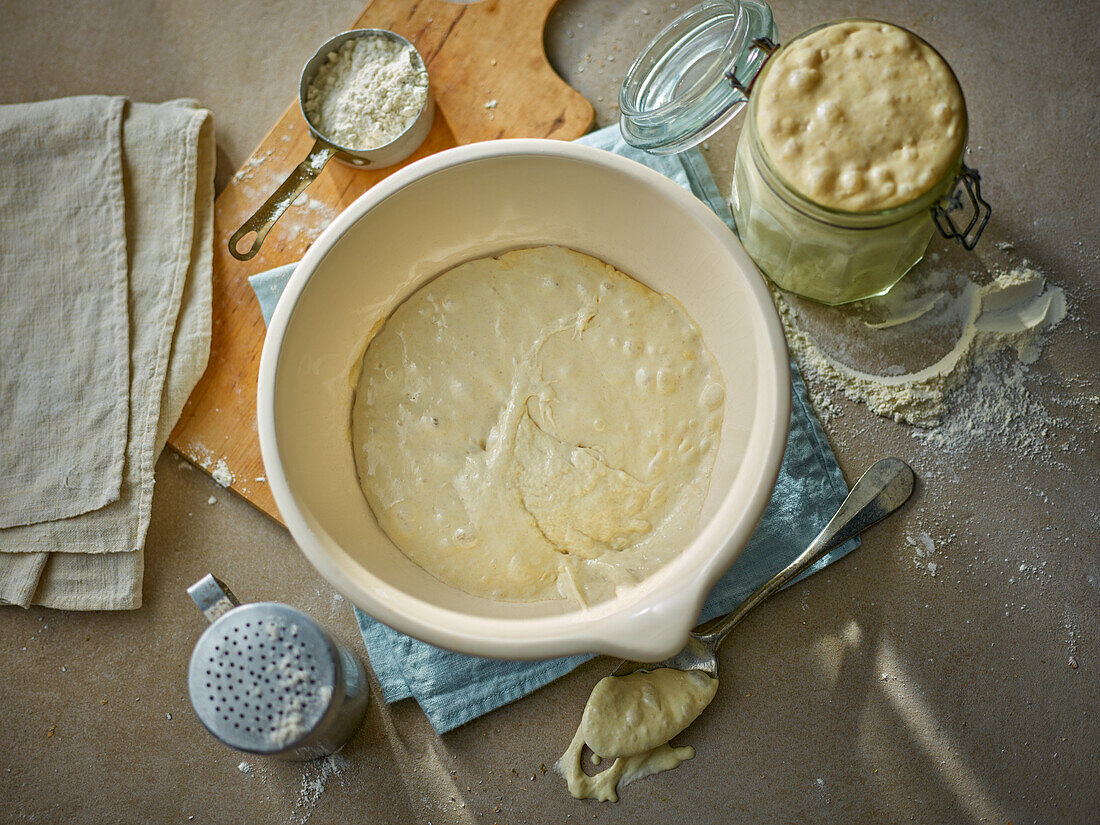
[731,19,969,304]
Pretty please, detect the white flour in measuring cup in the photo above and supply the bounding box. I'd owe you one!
[304,33,429,150]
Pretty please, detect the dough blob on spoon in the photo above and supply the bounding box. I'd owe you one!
[558,668,719,802]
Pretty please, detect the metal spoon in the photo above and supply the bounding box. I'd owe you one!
[612,457,915,679]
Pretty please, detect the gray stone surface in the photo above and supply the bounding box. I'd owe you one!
[1,1,1096,822]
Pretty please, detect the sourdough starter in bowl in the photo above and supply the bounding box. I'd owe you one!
[350,246,726,606]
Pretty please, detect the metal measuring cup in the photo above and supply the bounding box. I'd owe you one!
[186,574,370,760]
[229,29,435,261]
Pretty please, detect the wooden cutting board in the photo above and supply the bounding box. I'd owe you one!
[168,0,594,523]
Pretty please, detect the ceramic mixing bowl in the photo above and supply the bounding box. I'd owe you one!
[257,139,790,661]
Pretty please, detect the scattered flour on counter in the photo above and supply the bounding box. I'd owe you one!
[777,257,1091,594]
[227,752,350,825]
[1014,558,1053,586]
[1063,607,1082,670]
[211,458,234,488]
[911,357,1054,456]
[778,265,1067,429]
[907,531,940,576]
[292,753,347,823]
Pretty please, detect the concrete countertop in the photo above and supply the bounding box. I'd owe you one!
[1,1,1097,822]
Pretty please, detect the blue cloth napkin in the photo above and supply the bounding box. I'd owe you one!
[249,125,855,734]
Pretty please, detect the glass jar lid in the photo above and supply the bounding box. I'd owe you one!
[619,0,777,155]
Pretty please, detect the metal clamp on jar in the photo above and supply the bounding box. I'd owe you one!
[620,2,990,305]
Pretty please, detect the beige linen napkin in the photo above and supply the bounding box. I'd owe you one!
[0,96,214,609]
[0,96,130,528]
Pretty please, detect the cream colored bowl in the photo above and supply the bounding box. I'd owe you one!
[257,139,790,661]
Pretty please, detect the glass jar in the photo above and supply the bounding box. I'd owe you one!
[620,3,990,305]
[619,0,776,155]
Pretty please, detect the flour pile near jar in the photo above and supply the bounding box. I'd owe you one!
[778,262,1067,429]
[350,246,725,605]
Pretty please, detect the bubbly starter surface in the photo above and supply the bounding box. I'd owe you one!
[351,246,724,605]
[755,20,966,212]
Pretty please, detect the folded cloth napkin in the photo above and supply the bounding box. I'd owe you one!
[248,124,855,733]
[0,96,215,610]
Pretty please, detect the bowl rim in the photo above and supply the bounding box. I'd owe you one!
[257,138,791,660]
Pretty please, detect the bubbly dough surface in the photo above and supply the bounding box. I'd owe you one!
[756,20,966,212]
[351,246,724,604]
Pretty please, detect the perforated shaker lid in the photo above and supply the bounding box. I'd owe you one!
[619,0,777,154]
[187,603,338,755]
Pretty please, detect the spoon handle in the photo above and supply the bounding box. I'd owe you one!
[697,457,915,649]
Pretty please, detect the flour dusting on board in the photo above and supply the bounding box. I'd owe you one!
[211,458,234,488]
[280,196,338,245]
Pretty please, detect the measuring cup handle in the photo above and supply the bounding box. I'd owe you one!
[228,139,339,261]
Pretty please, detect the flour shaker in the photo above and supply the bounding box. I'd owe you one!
[186,574,369,760]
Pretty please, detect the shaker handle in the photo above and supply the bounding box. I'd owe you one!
[188,574,241,623]
[228,138,340,261]
[931,164,991,250]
